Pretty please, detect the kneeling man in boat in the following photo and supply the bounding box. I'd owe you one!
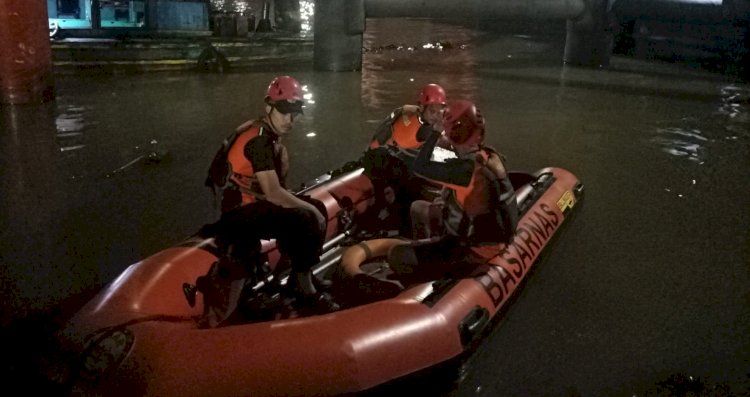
[361,83,448,235]
[392,99,519,279]
[368,83,447,154]
[185,75,340,328]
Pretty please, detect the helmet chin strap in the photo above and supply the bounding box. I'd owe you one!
[265,107,282,134]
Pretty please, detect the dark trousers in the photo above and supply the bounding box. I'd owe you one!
[194,201,323,328]
[213,200,324,273]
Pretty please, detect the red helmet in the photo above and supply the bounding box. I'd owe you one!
[265,75,303,103]
[443,100,485,146]
[418,84,446,106]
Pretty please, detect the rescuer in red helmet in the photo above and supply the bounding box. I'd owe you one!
[387,99,519,280]
[185,76,339,327]
[369,83,447,152]
[360,83,448,236]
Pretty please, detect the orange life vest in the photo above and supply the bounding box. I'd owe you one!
[440,149,517,244]
[442,150,492,223]
[226,123,272,206]
[389,113,424,149]
[369,109,425,151]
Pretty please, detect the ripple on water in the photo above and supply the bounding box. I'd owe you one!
[650,126,708,162]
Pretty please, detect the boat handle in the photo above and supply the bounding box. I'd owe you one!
[458,305,490,348]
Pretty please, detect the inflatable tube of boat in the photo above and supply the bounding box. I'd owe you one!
[340,238,407,276]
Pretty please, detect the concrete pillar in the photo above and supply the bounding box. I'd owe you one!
[0,0,55,104]
[91,0,101,30]
[564,0,615,67]
[274,0,301,32]
[145,0,159,30]
[313,0,365,71]
[256,1,273,32]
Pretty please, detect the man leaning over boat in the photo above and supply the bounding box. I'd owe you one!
[361,83,449,235]
[390,99,519,281]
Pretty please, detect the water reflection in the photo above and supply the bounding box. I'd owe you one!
[718,85,750,140]
[301,84,315,104]
[651,126,707,161]
[720,88,745,119]
[55,107,87,134]
[54,107,89,166]
[361,19,479,111]
[0,104,102,312]
[299,0,314,33]
[646,82,749,168]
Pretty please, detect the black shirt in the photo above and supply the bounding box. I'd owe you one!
[243,126,285,187]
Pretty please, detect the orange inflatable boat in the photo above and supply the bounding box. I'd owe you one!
[54,158,583,396]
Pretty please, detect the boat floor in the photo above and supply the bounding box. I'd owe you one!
[222,247,473,326]
[216,171,543,326]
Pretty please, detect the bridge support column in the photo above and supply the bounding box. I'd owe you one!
[564,0,614,68]
[313,0,365,71]
[0,0,54,104]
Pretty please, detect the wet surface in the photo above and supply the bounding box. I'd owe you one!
[1,18,749,396]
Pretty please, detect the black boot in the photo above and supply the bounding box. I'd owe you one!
[183,275,211,308]
[288,271,340,313]
[306,292,340,313]
[183,283,197,307]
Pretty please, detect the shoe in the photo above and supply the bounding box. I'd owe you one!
[183,283,197,307]
[314,292,341,313]
[286,272,340,313]
[295,292,341,313]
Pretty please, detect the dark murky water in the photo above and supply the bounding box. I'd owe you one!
[1,19,748,396]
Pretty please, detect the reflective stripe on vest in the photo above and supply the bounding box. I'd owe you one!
[227,125,265,204]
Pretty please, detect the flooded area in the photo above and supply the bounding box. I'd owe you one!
[1,18,749,396]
